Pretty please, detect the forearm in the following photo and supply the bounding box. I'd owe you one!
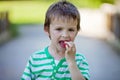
[67,60,85,80]
[65,42,86,80]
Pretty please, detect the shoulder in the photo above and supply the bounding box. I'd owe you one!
[30,47,48,60]
[76,53,90,80]
[75,53,89,67]
[75,53,87,60]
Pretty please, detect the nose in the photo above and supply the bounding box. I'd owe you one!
[61,30,69,38]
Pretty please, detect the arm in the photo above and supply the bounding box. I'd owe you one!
[67,59,86,80]
[21,57,34,80]
[65,42,86,80]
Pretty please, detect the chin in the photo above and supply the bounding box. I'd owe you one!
[59,46,66,51]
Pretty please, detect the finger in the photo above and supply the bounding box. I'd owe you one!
[65,42,76,53]
[65,41,74,48]
[65,44,69,50]
[72,47,76,52]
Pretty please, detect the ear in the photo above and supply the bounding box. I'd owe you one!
[44,26,49,36]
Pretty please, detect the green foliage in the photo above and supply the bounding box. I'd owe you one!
[9,23,19,37]
[0,0,115,24]
[69,0,114,8]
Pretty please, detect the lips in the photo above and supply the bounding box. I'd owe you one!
[59,40,70,48]
[59,41,66,48]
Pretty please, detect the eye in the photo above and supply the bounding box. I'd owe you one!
[69,28,75,32]
[56,28,62,31]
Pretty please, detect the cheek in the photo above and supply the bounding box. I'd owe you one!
[70,35,75,40]
[70,32,77,40]
[50,31,60,39]
[51,30,60,35]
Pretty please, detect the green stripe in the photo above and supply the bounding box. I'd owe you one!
[81,71,89,75]
[55,76,71,80]
[79,67,89,70]
[32,69,53,74]
[35,52,45,54]
[29,61,51,67]
[37,74,51,78]
[61,65,68,67]
[76,54,85,59]
[76,59,82,62]
[32,57,52,61]
[57,70,70,74]
[21,78,25,80]
[83,73,90,79]
[26,66,30,70]
[23,72,30,77]
[82,61,88,65]
[45,46,53,58]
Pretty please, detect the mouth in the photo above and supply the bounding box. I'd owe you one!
[59,40,70,48]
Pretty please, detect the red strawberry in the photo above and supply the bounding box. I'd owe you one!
[59,40,70,48]
[59,41,66,48]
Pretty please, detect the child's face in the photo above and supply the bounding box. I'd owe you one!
[46,17,78,51]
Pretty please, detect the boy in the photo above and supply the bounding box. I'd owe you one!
[21,0,90,80]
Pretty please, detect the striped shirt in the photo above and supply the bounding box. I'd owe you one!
[21,46,90,80]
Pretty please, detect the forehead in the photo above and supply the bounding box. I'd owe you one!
[50,16,78,27]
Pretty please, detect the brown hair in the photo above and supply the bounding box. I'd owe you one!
[44,1,80,31]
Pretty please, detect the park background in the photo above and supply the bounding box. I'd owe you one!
[0,0,120,80]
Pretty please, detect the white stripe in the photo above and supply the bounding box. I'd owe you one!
[36,77,51,80]
[24,67,30,73]
[33,54,47,58]
[55,73,71,78]
[80,63,89,68]
[40,71,52,76]
[32,65,53,72]
[58,67,68,72]
[81,69,89,73]
[22,74,31,80]
[76,56,83,60]
[83,74,90,80]
[62,62,67,65]
[76,60,81,65]
[32,59,52,65]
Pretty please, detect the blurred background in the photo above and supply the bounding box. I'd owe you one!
[0,0,120,80]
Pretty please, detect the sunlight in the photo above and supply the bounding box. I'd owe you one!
[78,4,116,39]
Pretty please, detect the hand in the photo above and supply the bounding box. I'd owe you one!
[65,41,76,62]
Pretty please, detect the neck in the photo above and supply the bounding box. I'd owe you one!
[48,45,65,60]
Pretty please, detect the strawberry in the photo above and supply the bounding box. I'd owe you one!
[59,40,70,48]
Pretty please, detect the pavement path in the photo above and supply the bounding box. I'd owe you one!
[0,24,120,80]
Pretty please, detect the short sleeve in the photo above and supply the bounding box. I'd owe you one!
[21,56,35,80]
[76,54,90,80]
